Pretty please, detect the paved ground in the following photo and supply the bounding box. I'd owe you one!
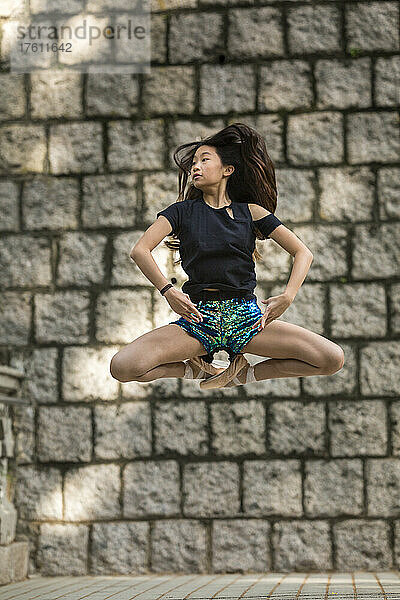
[1,573,400,600]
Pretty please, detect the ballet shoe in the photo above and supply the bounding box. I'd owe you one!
[199,354,251,389]
[184,356,225,379]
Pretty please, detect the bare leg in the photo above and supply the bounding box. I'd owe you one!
[252,356,333,382]
[131,361,186,382]
[110,324,219,383]
[239,319,345,383]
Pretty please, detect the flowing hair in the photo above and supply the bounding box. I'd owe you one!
[162,122,278,264]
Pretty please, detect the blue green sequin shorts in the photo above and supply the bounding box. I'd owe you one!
[168,296,263,363]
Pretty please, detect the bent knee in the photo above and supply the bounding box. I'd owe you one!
[110,354,145,382]
[321,345,345,375]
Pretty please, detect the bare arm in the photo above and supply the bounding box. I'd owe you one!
[130,216,204,322]
[248,203,313,303]
[129,216,175,293]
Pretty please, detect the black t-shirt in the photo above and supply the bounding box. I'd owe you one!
[156,196,283,298]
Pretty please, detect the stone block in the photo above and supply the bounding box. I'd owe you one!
[0,541,29,585]
[269,401,326,455]
[329,400,387,457]
[243,460,302,516]
[210,400,265,455]
[123,460,180,517]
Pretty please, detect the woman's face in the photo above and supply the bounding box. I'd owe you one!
[190,145,232,187]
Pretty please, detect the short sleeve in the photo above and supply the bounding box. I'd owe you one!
[253,213,283,238]
[156,202,182,235]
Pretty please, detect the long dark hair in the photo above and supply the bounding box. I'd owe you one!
[162,122,278,264]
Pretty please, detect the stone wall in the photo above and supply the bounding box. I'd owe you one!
[0,0,399,576]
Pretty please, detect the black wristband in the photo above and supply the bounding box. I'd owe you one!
[160,283,173,296]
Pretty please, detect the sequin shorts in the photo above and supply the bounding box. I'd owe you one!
[168,296,263,363]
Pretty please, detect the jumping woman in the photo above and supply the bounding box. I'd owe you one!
[110,122,345,389]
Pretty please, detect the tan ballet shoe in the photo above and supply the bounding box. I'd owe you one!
[185,356,225,379]
[199,354,251,389]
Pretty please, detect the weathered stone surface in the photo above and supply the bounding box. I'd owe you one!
[228,7,284,58]
[154,400,208,455]
[287,4,341,53]
[169,13,224,64]
[315,58,371,109]
[212,519,271,572]
[0,180,19,231]
[275,283,325,334]
[330,283,386,338]
[31,0,83,13]
[334,520,391,570]
[31,72,82,119]
[14,466,63,520]
[210,400,265,455]
[82,174,138,228]
[378,168,400,219]
[0,541,29,585]
[35,291,90,344]
[367,459,400,516]
[183,462,240,516]
[0,292,31,345]
[91,521,148,574]
[291,224,347,279]
[347,112,400,164]
[329,400,387,457]
[259,60,312,111]
[86,74,139,116]
[37,523,88,576]
[304,459,363,517]
[150,0,196,10]
[37,406,92,463]
[269,401,326,455]
[375,56,400,106]
[352,224,400,280]
[346,1,399,51]
[0,235,51,287]
[255,240,291,282]
[62,346,119,402]
[392,401,400,456]
[123,460,180,517]
[319,166,374,222]
[360,341,400,396]
[273,521,332,570]
[143,171,180,221]
[17,347,58,405]
[248,114,284,163]
[0,74,25,119]
[111,231,154,286]
[274,168,315,222]
[142,66,196,116]
[243,460,302,516]
[151,13,167,64]
[199,65,256,114]
[57,232,107,286]
[287,112,344,165]
[64,464,120,520]
[49,122,103,175]
[12,404,35,463]
[94,402,152,459]
[22,177,80,231]
[0,124,46,174]
[96,288,153,344]
[108,119,164,171]
[151,519,207,573]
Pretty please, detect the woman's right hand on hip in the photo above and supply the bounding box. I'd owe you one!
[164,288,204,323]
